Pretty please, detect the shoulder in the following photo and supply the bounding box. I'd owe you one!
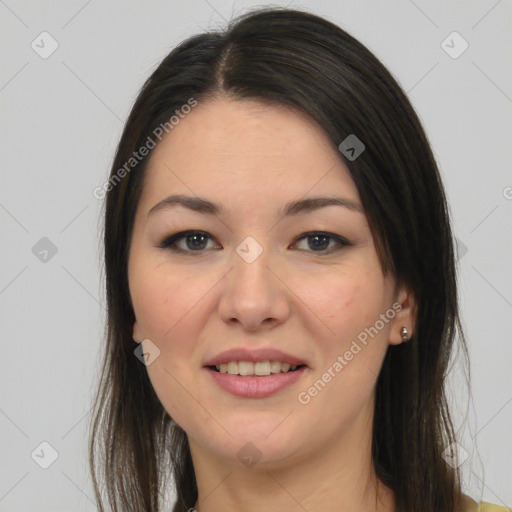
[477,503,512,512]
[462,494,511,512]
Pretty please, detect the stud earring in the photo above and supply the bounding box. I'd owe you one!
[401,326,409,343]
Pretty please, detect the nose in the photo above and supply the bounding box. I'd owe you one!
[217,241,291,331]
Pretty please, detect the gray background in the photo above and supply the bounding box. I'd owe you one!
[1,0,511,510]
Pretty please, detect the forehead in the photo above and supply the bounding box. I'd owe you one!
[156,97,332,153]
[139,97,360,211]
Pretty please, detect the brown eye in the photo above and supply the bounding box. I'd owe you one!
[157,231,220,254]
[292,232,351,254]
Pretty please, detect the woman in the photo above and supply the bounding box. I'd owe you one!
[88,7,510,512]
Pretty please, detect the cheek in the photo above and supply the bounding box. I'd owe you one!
[293,266,388,343]
[130,266,210,422]
[131,262,207,345]
[293,272,390,427]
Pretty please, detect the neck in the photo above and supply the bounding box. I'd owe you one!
[187,406,395,512]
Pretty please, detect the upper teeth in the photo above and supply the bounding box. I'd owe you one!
[215,361,299,376]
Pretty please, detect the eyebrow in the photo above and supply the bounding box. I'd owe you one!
[147,194,363,218]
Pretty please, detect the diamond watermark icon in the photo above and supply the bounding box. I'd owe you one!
[32,237,58,263]
[441,441,468,469]
[31,31,59,59]
[441,31,468,59]
[236,236,263,264]
[338,134,365,161]
[237,442,262,468]
[455,237,468,262]
[31,441,59,469]
[134,339,161,366]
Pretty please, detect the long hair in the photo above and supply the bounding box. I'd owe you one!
[89,7,468,511]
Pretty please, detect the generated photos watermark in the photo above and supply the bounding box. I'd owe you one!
[93,97,198,200]
[297,302,403,405]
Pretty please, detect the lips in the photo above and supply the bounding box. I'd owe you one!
[205,365,308,398]
[202,347,308,367]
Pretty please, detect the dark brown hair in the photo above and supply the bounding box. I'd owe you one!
[89,7,469,511]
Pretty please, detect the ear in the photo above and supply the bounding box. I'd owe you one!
[132,320,145,343]
[388,284,416,346]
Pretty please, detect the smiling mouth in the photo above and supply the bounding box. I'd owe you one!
[204,362,308,398]
[207,363,307,376]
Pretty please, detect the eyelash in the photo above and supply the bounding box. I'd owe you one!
[157,230,352,255]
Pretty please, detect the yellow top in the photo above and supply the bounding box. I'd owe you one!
[464,495,511,512]
[477,503,511,511]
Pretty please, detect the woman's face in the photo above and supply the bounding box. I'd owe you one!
[128,97,413,469]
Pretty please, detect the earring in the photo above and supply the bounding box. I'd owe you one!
[401,326,409,343]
